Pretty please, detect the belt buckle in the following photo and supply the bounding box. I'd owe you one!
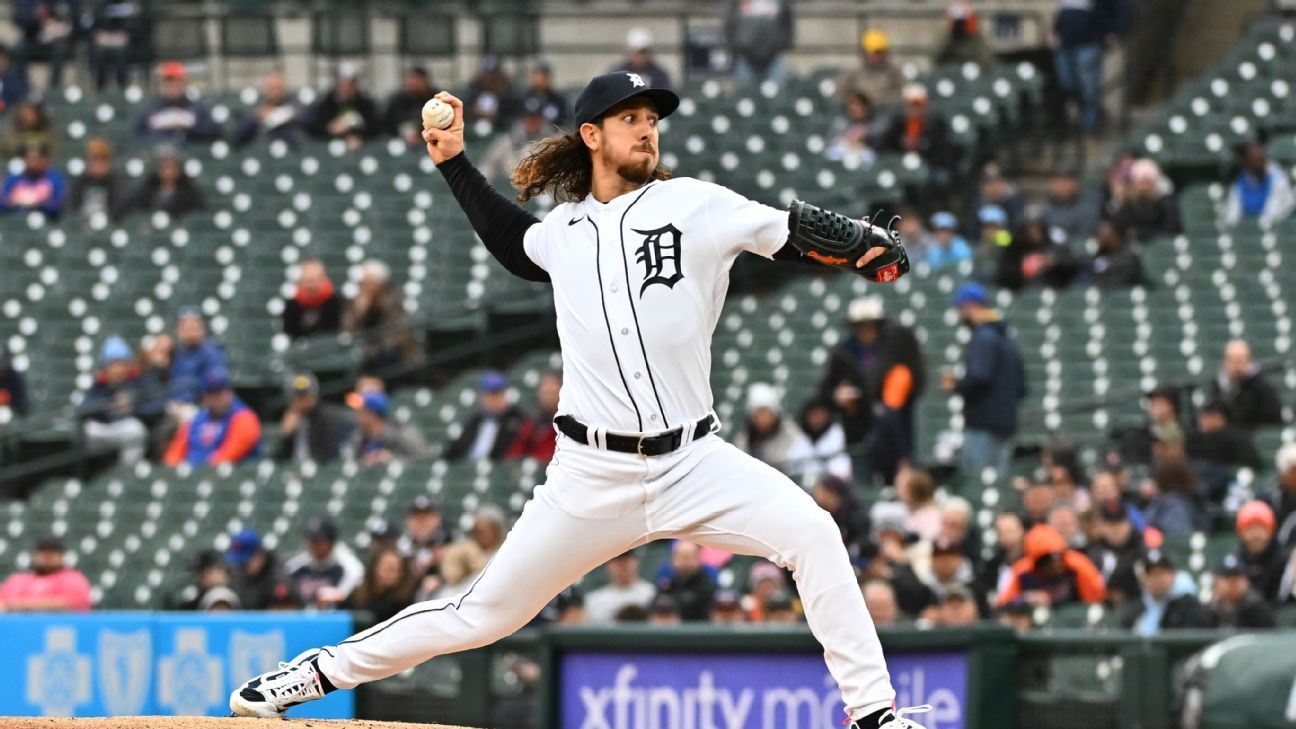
[636,436,647,456]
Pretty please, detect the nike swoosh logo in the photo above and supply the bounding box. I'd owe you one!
[568,215,584,226]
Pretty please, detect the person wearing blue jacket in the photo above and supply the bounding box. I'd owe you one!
[926,211,972,270]
[943,283,1026,480]
[168,307,227,405]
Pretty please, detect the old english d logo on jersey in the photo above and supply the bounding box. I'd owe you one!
[633,224,684,296]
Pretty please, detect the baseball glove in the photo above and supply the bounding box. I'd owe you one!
[786,200,910,283]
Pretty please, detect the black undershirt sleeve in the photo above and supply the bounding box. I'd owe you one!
[436,151,550,283]
[773,242,812,263]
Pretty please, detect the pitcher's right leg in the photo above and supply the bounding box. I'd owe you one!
[231,481,645,716]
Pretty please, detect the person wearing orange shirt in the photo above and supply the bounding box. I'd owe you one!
[997,524,1106,609]
[164,368,262,467]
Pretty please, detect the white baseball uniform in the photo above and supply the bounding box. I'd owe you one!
[313,176,896,721]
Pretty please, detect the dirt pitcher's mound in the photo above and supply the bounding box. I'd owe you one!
[0,720,477,729]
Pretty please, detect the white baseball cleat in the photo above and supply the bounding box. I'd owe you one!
[229,648,327,718]
[854,704,932,729]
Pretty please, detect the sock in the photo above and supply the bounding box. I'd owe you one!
[854,705,896,729]
[312,658,338,694]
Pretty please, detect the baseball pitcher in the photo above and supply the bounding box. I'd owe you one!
[232,72,925,729]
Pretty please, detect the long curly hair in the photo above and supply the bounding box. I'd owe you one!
[510,129,672,203]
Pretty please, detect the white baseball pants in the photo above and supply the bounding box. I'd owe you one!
[315,432,895,720]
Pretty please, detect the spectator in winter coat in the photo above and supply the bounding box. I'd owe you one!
[276,372,353,464]
[445,371,529,461]
[521,59,569,128]
[226,528,292,611]
[135,62,219,145]
[343,259,415,378]
[655,541,717,622]
[837,29,906,108]
[1088,219,1143,288]
[733,383,810,477]
[1208,339,1283,430]
[285,516,365,608]
[341,391,429,466]
[1119,550,1210,635]
[1106,158,1180,242]
[1042,164,1100,242]
[119,146,204,220]
[306,65,380,149]
[1235,501,1289,603]
[877,84,954,191]
[1186,400,1260,471]
[1086,498,1147,605]
[943,283,1026,479]
[67,138,128,220]
[1207,554,1275,629]
[788,397,852,482]
[1223,142,1295,228]
[79,336,157,464]
[232,70,304,149]
[997,524,1106,608]
[167,307,227,405]
[994,216,1079,291]
[282,258,344,341]
[816,295,924,484]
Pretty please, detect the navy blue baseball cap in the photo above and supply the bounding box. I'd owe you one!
[574,72,679,127]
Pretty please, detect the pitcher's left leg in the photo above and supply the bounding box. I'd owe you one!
[653,437,895,722]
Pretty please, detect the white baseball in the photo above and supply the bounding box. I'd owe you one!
[422,98,454,130]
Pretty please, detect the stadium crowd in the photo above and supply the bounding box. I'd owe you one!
[2,0,1296,639]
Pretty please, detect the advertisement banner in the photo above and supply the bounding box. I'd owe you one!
[559,651,967,729]
[0,612,354,718]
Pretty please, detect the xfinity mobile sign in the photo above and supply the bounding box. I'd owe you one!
[559,651,967,729]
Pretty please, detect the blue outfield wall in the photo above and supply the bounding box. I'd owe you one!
[0,612,354,718]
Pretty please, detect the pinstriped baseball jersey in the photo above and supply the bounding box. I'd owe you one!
[522,177,789,434]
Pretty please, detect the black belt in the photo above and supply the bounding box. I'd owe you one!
[554,414,716,457]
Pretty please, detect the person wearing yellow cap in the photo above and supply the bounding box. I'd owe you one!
[837,28,905,107]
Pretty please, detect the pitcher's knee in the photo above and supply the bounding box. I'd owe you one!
[776,506,847,565]
[461,599,538,641]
